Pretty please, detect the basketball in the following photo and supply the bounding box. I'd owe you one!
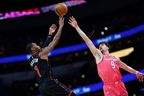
[55,3,68,17]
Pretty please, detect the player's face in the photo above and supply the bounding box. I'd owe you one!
[99,43,109,52]
[31,43,41,55]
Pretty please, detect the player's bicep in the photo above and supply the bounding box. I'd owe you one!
[119,60,127,69]
[116,57,125,68]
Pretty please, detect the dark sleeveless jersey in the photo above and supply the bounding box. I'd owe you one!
[29,57,77,96]
[29,56,53,83]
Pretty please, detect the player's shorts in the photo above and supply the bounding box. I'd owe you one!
[39,78,78,96]
[103,81,128,96]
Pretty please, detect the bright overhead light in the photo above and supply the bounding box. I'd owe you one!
[104,27,108,31]
[101,31,105,35]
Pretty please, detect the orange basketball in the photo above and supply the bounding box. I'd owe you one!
[55,3,68,17]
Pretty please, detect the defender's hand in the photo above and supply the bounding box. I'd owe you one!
[68,16,78,28]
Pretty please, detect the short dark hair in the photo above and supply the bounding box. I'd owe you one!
[97,41,111,49]
[26,43,33,53]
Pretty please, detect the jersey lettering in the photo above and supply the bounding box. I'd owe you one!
[30,58,38,67]
[111,61,116,69]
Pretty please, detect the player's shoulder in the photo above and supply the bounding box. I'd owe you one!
[113,55,120,59]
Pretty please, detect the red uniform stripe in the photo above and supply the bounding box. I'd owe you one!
[34,65,42,78]
[68,91,72,96]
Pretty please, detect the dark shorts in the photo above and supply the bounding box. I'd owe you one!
[39,79,78,96]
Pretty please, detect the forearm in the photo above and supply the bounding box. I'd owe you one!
[120,62,138,74]
[122,65,144,82]
[75,26,91,43]
[53,26,63,43]
[47,26,63,51]
[74,26,102,58]
[40,26,63,54]
[124,66,137,74]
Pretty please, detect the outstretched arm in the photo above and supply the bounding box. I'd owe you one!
[68,16,102,63]
[40,17,64,55]
[119,60,143,82]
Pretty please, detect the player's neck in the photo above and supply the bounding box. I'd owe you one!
[32,52,40,57]
[103,51,109,55]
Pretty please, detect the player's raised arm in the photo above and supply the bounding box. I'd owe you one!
[68,16,102,63]
[40,17,64,56]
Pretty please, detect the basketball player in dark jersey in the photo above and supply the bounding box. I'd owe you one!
[26,17,78,96]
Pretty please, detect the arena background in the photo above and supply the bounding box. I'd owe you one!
[0,0,144,96]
